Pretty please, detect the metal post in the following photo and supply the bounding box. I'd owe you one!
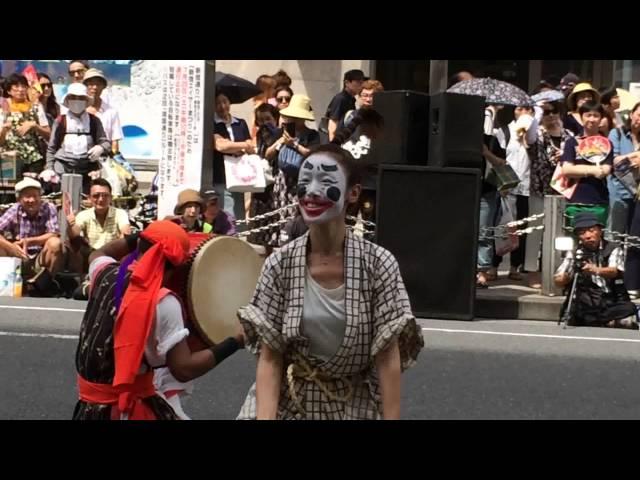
[541,195,565,296]
[429,60,448,95]
[58,174,82,243]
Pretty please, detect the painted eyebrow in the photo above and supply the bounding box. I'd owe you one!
[320,164,338,172]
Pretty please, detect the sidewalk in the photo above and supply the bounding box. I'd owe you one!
[476,271,640,321]
[476,272,563,321]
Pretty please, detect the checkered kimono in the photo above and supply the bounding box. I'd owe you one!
[237,229,424,420]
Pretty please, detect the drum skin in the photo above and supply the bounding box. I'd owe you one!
[187,236,263,346]
[167,233,263,351]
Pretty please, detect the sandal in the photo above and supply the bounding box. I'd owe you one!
[476,272,489,289]
[485,268,498,281]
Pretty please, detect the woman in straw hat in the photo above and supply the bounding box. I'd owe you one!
[564,82,600,136]
[236,142,423,420]
[267,94,320,245]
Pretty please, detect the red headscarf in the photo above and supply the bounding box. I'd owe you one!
[113,221,190,399]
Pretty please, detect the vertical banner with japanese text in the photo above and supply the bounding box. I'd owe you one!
[158,60,207,219]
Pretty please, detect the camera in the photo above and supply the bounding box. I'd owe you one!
[555,236,596,271]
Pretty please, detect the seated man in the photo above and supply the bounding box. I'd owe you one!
[555,212,638,329]
[0,178,62,293]
[67,178,131,274]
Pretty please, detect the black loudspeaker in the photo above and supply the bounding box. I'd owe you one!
[367,90,430,165]
[376,165,481,320]
[428,92,485,169]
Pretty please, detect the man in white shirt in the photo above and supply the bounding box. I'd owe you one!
[83,68,124,154]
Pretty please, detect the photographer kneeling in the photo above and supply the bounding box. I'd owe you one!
[555,212,638,329]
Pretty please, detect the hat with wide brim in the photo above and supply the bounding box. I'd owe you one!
[174,189,204,215]
[280,94,315,121]
[63,83,91,106]
[567,83,600,112]
[83,68,108,87]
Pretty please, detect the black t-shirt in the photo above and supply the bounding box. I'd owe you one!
[563,115,584,137]
[560,135,613,205]
[326,89,356,123]
[213,118,251,185]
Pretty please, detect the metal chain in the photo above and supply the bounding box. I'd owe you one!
[481,212,545,235]
[233,203,299,226]
[346,215,376,230]
[481,224,545,240]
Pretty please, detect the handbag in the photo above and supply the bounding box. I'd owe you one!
[224,154,267,193]
[486,163,520,192]
[494,195,520,257]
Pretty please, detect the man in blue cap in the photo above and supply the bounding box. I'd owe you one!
[554,211,638,329]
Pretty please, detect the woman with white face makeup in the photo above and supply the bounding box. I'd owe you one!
[236,144,424,420]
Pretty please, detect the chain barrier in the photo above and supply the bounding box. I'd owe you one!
[234,202,377,238]
[480,212,545,240]
[233,203,299,226]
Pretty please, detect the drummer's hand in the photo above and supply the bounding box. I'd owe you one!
[235,323,246,348]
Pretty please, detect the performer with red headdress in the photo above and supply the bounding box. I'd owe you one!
[73,220,245,420]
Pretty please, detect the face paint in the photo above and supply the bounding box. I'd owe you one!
[297,153,347,224]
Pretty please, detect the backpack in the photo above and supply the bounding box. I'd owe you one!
[54,113,100,150]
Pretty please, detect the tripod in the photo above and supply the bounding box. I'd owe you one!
[559,266,581,329]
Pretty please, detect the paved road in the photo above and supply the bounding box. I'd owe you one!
[2,297,640,419]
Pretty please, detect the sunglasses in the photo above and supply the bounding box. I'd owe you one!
[40,82,52,88]
[543,109,559,116]
[277,96,291,103]
[91,192,111,199]
[69,69,86,76]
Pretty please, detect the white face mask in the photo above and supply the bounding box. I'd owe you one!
[67,100,87,115]
[297,153,347,225]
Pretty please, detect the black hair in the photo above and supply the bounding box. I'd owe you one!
[599,87,618,106]
[344,69,365,83]
[254,102,279,125]
[69,60,90,70]
[4,73,28,96]
[90,178,112,193]
[578,101,605,117]
[275,85,294,98]
[37,72,59,119]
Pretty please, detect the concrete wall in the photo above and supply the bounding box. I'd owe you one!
[216,60,372,128]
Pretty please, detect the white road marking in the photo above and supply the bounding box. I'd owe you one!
[0,305,84,313]
[0,331,78,340]
[422,327,640,344]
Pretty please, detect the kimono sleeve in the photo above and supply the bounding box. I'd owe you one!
[370,248,424,370]
[237,250,287,355]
